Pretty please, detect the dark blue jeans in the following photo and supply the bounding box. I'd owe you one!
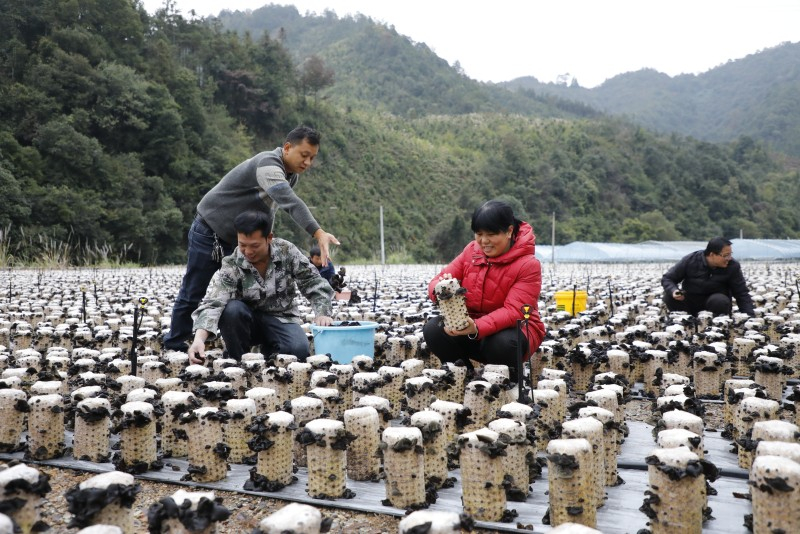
[219,300,310,361]
[422,317,528,376]
[163,216,235,351]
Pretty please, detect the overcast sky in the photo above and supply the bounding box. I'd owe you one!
[142,0,800,88]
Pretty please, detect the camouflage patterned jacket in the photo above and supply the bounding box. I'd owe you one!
[192,237,334,335]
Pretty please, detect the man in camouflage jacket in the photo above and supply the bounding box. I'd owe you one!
[188,211,333,363]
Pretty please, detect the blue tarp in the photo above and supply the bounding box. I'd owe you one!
[535,239,800,262]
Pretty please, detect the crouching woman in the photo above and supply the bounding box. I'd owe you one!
[422,200,545,374]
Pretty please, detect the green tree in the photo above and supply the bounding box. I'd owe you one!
[300,54,334,103]
[0,161,31,226]
[90,62,152,152]
[638,210,681,241]
[432,214,472,262]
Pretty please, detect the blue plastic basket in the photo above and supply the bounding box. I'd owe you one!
[310,321,378,363]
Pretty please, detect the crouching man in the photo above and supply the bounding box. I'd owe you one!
[661,236,755,317]
[188,210,333,364]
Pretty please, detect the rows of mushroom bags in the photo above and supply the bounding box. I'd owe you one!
[0,263,798,533]
[532,265,800,533]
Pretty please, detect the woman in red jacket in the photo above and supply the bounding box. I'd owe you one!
[423,200,545,374]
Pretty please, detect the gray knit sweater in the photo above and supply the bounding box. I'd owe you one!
[197,147,320,245]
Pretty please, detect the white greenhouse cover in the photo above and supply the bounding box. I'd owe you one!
[535,239,800,262]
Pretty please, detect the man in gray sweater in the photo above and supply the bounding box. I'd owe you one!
[164,125,339,351]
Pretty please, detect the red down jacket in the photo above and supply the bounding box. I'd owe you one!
[427,221,545,359]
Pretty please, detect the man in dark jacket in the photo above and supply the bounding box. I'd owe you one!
[661,237,755,317]
[309,244,335,285]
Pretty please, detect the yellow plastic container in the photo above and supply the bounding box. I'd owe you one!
[555,290,588,316]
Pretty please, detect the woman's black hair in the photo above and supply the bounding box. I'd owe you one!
[471,199,521,236]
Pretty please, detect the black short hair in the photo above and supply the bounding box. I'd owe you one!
[704,236,731,255]
[234,210,273,237]
[309,244,321,257]
[286,125,321,146]
[471,199,521,235]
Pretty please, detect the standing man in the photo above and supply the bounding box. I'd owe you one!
[309,244,335,284]
[165,125,339,351]
[661,237,755,317]
[188,210,333,364]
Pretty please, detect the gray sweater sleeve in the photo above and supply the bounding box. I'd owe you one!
[256,165,321,236]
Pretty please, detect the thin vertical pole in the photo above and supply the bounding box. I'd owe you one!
[130,306,140,376]
[130,297,148,376]
[81,286,87,323]
[551,211,556,267]
[380,205,385,267]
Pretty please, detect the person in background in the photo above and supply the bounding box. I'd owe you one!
[422,199,545,375]
[164,125,339,351]
[661,236,755,317]
[309,244,335,284]
[187,210,333,364]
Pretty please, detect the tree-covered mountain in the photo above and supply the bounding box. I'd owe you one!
[222,5,800,159]
[502,42,800,159]
[279,111,799,264]
[217,4,601,120]
[0,1,798,267]
[0,0,304,264]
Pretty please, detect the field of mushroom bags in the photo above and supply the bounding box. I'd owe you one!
[0,262,799,533]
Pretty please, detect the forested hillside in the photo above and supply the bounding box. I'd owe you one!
[223,6,800,159]
[0,0,304,264]
[217,4,601,120]
[502,42,800,159]
[282,113,799,263]
[1,1,798,267]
